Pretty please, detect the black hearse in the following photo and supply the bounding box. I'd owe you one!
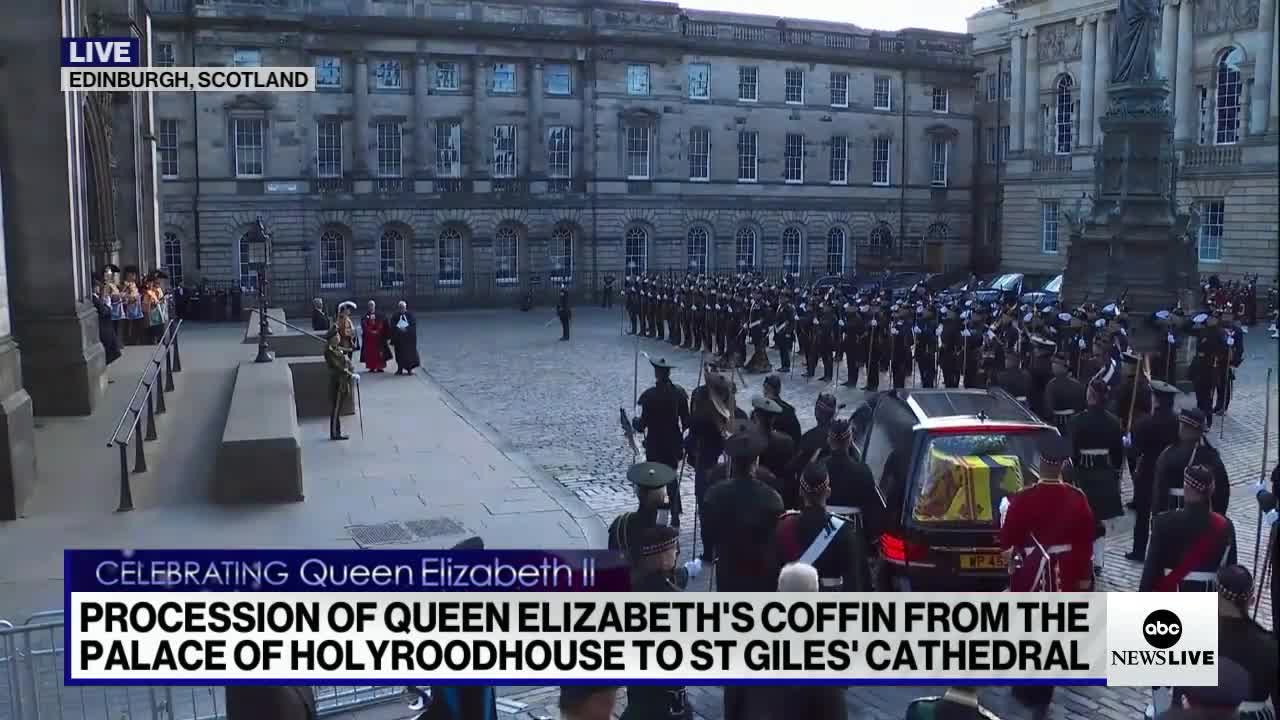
[849,388,1058,592]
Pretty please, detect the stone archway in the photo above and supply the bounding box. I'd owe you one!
[83,94,119,273]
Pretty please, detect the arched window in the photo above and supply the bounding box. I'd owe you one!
[378,228,405,288]
[238,232,257,292]
[869,224,893,254]
[163,231,183,287]
[781,227,802,275]
[494,226,519,285]
[686,227,709,274]
[1214,48,1245,145]
[734,227,757,272]
[550,226,573,282]
[319,228,346,289]
[1054,75,1073,154]
[826,227,846,275]
[438,228,463,285]
[624,227,648,273]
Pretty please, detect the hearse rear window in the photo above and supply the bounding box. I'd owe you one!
[910,432,1046,528]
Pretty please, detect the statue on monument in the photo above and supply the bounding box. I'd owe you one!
[1111,0,1160,83]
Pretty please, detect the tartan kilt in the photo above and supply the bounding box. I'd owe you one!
[1075,466,1124,521]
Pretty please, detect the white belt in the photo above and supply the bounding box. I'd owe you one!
[819,577,843,588]
[1168,488,1184,496]
[1054,410,1076,416]
[1238,701,1270,713]
[1080,449,1109,456]
[1164,569,1216,582]
[1024,544,1072,555]
[828,506,862,516]
[1015,396,1028,403]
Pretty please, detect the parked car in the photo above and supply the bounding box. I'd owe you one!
[935,274,989,306]
[972,273,1025,306]
[849,388,1058,592]
[812,274,857,298]
[1019,274,1063,310]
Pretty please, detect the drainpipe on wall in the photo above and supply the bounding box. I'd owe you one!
[588,47,599,297]
[898,69,908,266]
[190,15,202,271]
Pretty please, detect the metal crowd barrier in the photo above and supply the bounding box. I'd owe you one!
[0,612,401,720]
[105,319,184,512]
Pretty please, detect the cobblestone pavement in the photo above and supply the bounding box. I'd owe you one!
[417,306,1279,720]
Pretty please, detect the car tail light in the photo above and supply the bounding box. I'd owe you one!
[880,533,931,563]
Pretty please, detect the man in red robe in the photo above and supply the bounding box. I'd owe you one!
[998,433,1095,720]
[360,300,389,373]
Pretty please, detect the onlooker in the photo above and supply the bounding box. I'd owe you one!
[777,561,819,591]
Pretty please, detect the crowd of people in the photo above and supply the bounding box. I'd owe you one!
[91,264,175,369]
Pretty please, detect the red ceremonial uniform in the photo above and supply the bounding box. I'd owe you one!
[360,313,388,371]
[999,478,1096,592]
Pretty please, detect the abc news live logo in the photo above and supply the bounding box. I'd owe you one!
[1110,610,1216,667]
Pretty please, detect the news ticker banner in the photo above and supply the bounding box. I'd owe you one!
[65,550,1216,688]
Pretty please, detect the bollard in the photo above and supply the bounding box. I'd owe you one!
[164,348,175,392]
[145,389,158,442]
[133,409,148,474]
[172,333,182,372]
[117,443,134,512]
[155,362,167,415]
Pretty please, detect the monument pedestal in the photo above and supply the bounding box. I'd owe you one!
[1063,82,1198,356]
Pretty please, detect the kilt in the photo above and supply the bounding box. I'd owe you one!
[1074,465,1123,521]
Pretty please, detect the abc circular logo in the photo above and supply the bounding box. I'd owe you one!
[1142,609,1183,649]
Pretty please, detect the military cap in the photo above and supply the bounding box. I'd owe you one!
[1183,659,1250,709]
[751,396,783,414]
[1149,379,1179,396]
[627,461,676,489]
[452,536,485,551]
[1184,464,1215,493]
[637,525,679,558]
[337,300,357,312]
[1153,309,1172,323]
[828,419,852,443]
[800,461,831,494]
[1120,350,1141,365]
[648,356,676,369]
[1038,433,1072,465]
[815,392,838,415]
[1057,312,1073,324]
[724,420,768,459]
[1217,564,1254,605]
[1179,407,1208,431]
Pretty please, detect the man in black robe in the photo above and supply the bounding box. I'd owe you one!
[388,301,420,375]
[311,297,330,332]
[556,286,572,341]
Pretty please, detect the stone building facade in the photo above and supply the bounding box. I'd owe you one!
[149,0,975,307]
[968,0,1279,283]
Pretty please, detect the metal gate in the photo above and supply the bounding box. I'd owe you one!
[1,613,401,720]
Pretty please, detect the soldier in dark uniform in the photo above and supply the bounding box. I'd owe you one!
[607,462,673,564]
[786,393,838,500]
[961,311,984,388]
[1213,305,1245,415]
[621,525,694,720]
[939,307,963,388]
[840,302,865,388]
[1150,309,1180,384]
[1126,380,1182,562]
[323,330,354,441]
[1189,313,1221,426]
[762,374,802,447]
[819,419,886,586]
[701,424,785,592]
[750,396,796,496]
[1139,464,1237,592]
[625,277,640,335]
[744,294,772,373]
[556,286,572,341]
[904,687,1002,720]
[1043,352,1087,436]
[889,305,914,389]
[633,357,690,525]
[1113,350,1151,480]
[1069,378,1125,578]
[1152,409,1230,516]
[1210,565,1278,720]
[601,274,615,309]
[991,342,1033,408]
[914,305,939,388]
[863,306,887,391]
[772,462,869,592]
[774,291,796,373]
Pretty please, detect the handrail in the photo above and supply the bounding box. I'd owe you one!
[104,317,185,512]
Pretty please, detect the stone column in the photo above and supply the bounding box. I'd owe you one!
[1080,16,1097,147]
[1271,2,1279,132]
[1174,0,1195,140]
[1010,32,1026,153]
[470,57,485,174]
[1159,0,1179,109]
[415,56,431,174]
[1024,29,1040,153]
[529,60,545,178]
[353,56,370,174]
[1249,0,1275,134]
[0,165,37,521]
[1094,13,1111,142]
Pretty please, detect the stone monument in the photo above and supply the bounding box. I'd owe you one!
[1061,0,1200,354]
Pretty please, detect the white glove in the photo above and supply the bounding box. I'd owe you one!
[1255,479,1268,495]
[684,559,703,578]
[1226,337,1235,346]
[1266,508,1279,527]
[962,329,972,337]
[1167,333,1176,345]
[1078,338,1087,349]
[891,327,899,336]
[935,324,943,337]
[871,319,879,327]
[999,497,1011,525]
[839,320,846,327]
[986,329,996,340]
[1123,433,1132,449]
[913,325,921,335]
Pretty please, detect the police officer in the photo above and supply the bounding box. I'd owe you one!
[1152,408,1229,516]
[701,423,785,592]
[633,357,690,526]
[323,330,354,441]
[608,462,674,563]
[1211,565,1278,720]
[621,525,695,720]
[556,286,571,341]
[1139,464,1237,592]
[772,462,868,591]
[1126,380,1182,562]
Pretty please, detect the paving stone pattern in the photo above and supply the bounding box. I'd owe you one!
[416,307,1279,720]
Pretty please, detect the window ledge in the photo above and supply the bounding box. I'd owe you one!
[832,103,849,109]
[785,179,803,185]
[738,98,758,103]
[829,180,848,186]
[872,181,890,187]
[737,178,758,184]
[689,177,709,182]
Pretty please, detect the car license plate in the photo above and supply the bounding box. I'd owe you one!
[959,553,1007,570]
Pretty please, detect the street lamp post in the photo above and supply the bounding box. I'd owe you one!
[250,217,274,363]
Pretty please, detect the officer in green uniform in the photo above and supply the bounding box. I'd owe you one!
[621,525,693,720]
[324,330,354,441]
[904,687,1002,720]
[608,462,674,563]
